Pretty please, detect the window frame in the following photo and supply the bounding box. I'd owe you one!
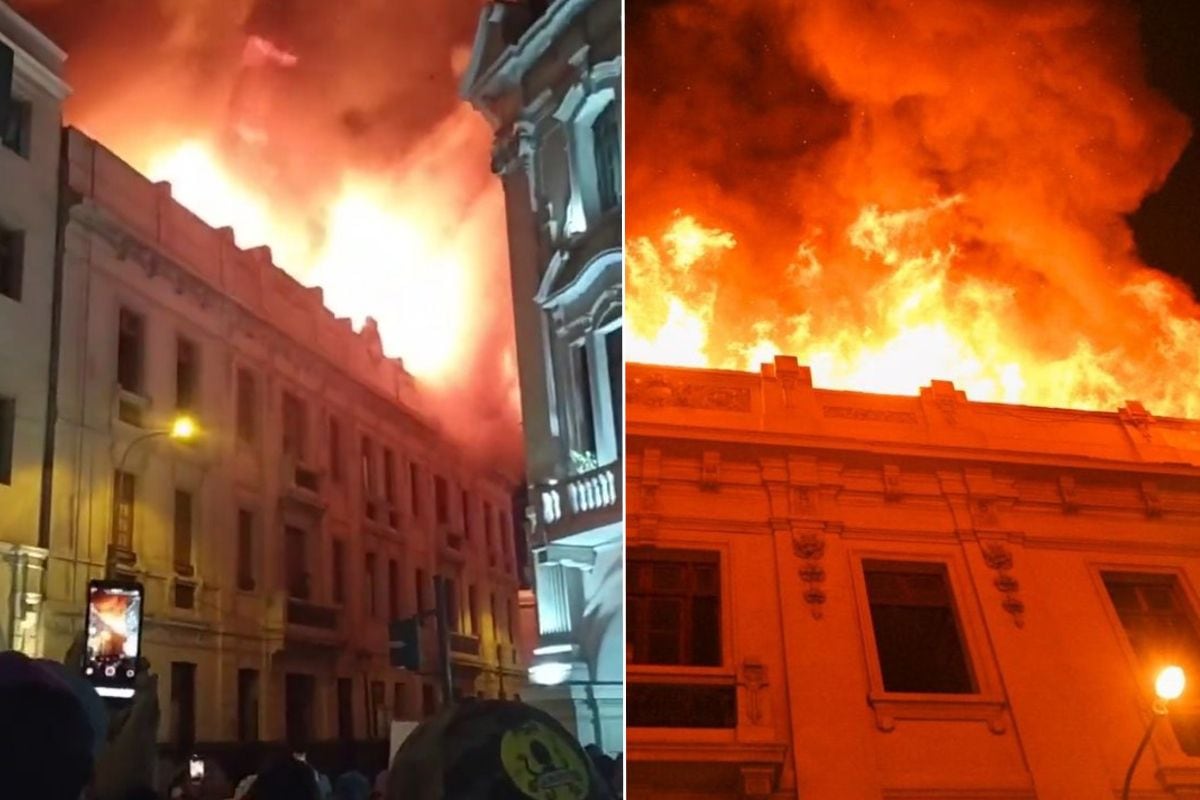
[1092,561,1200,761]
[0,225,25,302]
[847,546,1007,733]
[1,96,32,158]
[0,395,13,485]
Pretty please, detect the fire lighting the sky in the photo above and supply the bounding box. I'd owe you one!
[628,0,1200,418]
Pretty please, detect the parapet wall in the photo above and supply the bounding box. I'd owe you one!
[64,127,421,413]
[628,356,1200,471]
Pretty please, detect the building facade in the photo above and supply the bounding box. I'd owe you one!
[461,0,624,753]
[0,2,68,654]
[31,127,524,750]
[628,356,1200,799]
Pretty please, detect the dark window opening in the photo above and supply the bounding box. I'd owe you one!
[173,490,193,574]
[0,226,24,301]
[285,526,308,600]
[593,102,620,212]
[605,326,622,452]
[864,560,975,694]
[236,368,256,444]
[1105,572,1200,755]
[237,669,259,742]
[388,558,400,619]
[170,662,197,751]
[366,553,378,617]
[2,97,31,157]
[573,343,595,455]
[435,476,449,524]
[0,396,13,485]
[410,463,421,517]
[236,509,255,591]
[332,539,346,605]
[117,309,145,395]
[337,677,353,741]
[175,338,197,411]
[628,548,720,666]
[281,392,306,460]
[285,673,314,750]
[329,417,343,483]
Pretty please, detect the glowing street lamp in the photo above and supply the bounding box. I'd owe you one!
[109,415,200,568]
[1122,665,1186,800]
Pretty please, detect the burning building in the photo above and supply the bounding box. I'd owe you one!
[0,0,527,755]
[461,0,624,753]
[627,357,1200,798]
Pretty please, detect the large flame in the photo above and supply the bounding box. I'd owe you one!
[12,0,525,467]
[628,0,1200,417]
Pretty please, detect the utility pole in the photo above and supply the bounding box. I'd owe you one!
[433,575,454,706]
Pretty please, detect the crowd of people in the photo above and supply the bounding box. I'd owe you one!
[0,647,623,800]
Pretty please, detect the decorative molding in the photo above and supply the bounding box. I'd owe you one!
[628,373,752,412]
[980,542,1025,627]
[792,529,827,618]
[739,765,776,799]
[1058,475,1079,514]
[883,464,903,502]
[1141,479,1163,518]
[823,406,918,424]
[739,660,769,726]
[869,693,1007,735]
[700,450,720,492]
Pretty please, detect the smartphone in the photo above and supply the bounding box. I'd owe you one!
[188,756,205,781]
[82,579,144,699]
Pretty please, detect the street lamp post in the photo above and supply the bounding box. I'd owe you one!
[1122,665,1186,800]
[108,415,197,571]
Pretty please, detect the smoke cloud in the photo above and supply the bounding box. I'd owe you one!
[14,0,523,473]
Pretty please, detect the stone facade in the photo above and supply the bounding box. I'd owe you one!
[0,1,68,654]
[33,127,525,748]
[628,356,1200,799]
[461,0,624,753]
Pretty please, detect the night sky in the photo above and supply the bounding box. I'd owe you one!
[1128,0,1200,293]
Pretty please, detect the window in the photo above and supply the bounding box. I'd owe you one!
[117,309,145,395]
[237,669,259,742]
[388,558,400,619]
[443,577,459,633]
[111,471,135,551]
[170,662,197,750]
[628,548,720,666]
[1104,572,1200,755]
[328,416,343,483]
[371,680,386,739]
[285,526,308,600]
[236,509,255,591]
[500,514,512,571]
[281,392,306,459]
[362,436,376,518]
[415,568,427,614]
[1,97,31,158]
[393,682,405,720]
[337,677,354,741]
[573,342,596,454]
[593,101,620,211]
[173,490,193,574]
[490,593,498,641]
[175,337,198,411]
[435,476,449,524]
[461,491,471,539]
[507,598,515,645]
[863,560,975,694]
[236,368,256,444]
[484,503,495,561]
[468,585,479,635]
[410,462,421,517]
[285,673,315,747]
[0,396,13,484]
[0,226,23,301]
[332,539,346,605]
[605,326,622,452]
[384,448,398,525]
[366,553,378,617]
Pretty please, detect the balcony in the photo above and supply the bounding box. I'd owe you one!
[449,631,484,669]
[283,595,345,649]
[535,460,622,543]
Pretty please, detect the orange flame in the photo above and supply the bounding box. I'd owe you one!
[628,0,1200,418]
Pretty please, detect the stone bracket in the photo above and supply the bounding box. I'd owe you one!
[980,540,1025,627]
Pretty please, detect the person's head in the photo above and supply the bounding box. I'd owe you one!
[387,698,614,800]
[245,756,321,800]
[334,770,371,800]
[0,651,94,800]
